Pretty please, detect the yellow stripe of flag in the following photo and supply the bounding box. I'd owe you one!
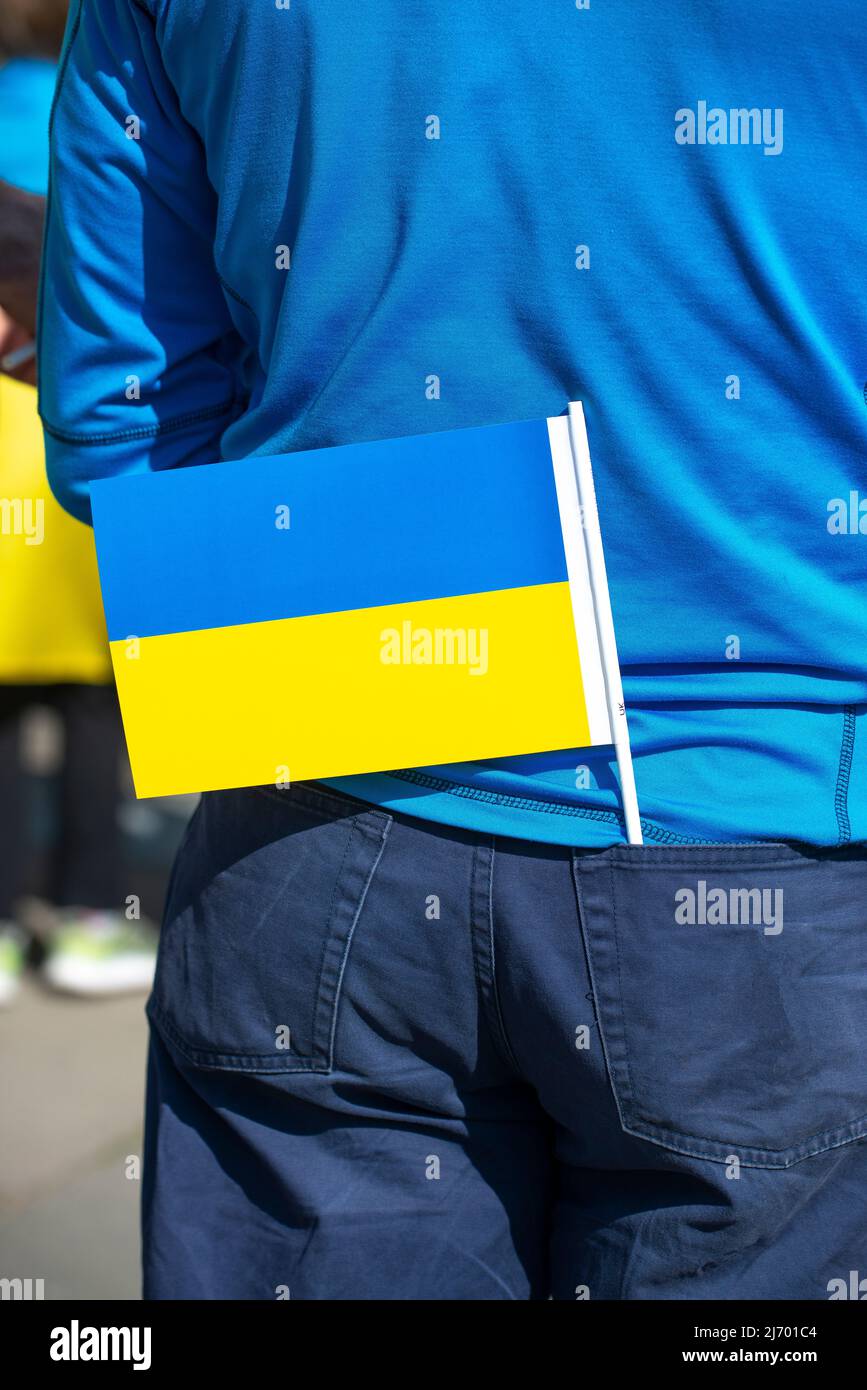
[111,582,589,796]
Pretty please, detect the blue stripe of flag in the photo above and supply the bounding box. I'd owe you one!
[91,416,567,642]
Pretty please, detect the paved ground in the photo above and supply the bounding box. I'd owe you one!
[0,709,193,1301]
[0,974,149,1300]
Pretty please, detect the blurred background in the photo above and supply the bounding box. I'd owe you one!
[0,0,192,1299]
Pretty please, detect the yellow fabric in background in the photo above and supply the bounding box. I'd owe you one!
[0,375,112,683]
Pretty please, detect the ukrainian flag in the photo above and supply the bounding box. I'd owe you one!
[92,413,613,797]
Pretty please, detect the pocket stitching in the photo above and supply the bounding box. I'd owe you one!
[577,850,867,1169]
[152,794,389,1075]
[617,1110,867,1170]
[572,856,634,1141]
[307,816,358,1062]
[322,814,392,1069]
[608,855,640,1120]
[147,1002,331,1074]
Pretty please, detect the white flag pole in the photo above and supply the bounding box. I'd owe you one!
[566,401,643,845]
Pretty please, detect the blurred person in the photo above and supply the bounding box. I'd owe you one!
[0,0,156,1002]
[39,2,867,1301]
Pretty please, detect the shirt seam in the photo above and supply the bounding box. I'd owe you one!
[47,0,83,140]
[834,705,857,845]
[39,395,239,446]
[218,275,255,315]
[382,768,710,844]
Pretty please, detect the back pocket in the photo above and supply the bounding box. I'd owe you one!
[574,842,867,1168]
[148,783,390,1073]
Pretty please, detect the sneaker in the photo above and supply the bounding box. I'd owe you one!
[41,911,157,997]
[0,924,27,1007]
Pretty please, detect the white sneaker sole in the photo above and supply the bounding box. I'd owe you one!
[42,953,156,997]
[0,973,22,1007]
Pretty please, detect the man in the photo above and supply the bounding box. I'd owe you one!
[38,1,867,1299]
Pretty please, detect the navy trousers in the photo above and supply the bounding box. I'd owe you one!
[142,782,867,1299]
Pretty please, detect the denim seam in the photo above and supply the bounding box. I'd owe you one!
[149,814,389,1076]
[619,1114,867,1171]
[325,816,391,1069]
[608,857,638,1114]
[150,793,389,1075]
[147,1004,328,1074]
[834,706,857,845]
[309,819,357,1061]
[468,840,523,1078]
[577,850,867,1169]
[486,839,524,1077]
[467,843,488,1062]
[570,855,632,1140]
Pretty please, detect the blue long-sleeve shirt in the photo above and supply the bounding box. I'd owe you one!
[39,0,867,845]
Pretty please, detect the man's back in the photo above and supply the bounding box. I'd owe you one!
[41,0,867,843]
[35,2,867,1304]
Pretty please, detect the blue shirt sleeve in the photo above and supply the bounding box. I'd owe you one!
[38,0,244,524]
